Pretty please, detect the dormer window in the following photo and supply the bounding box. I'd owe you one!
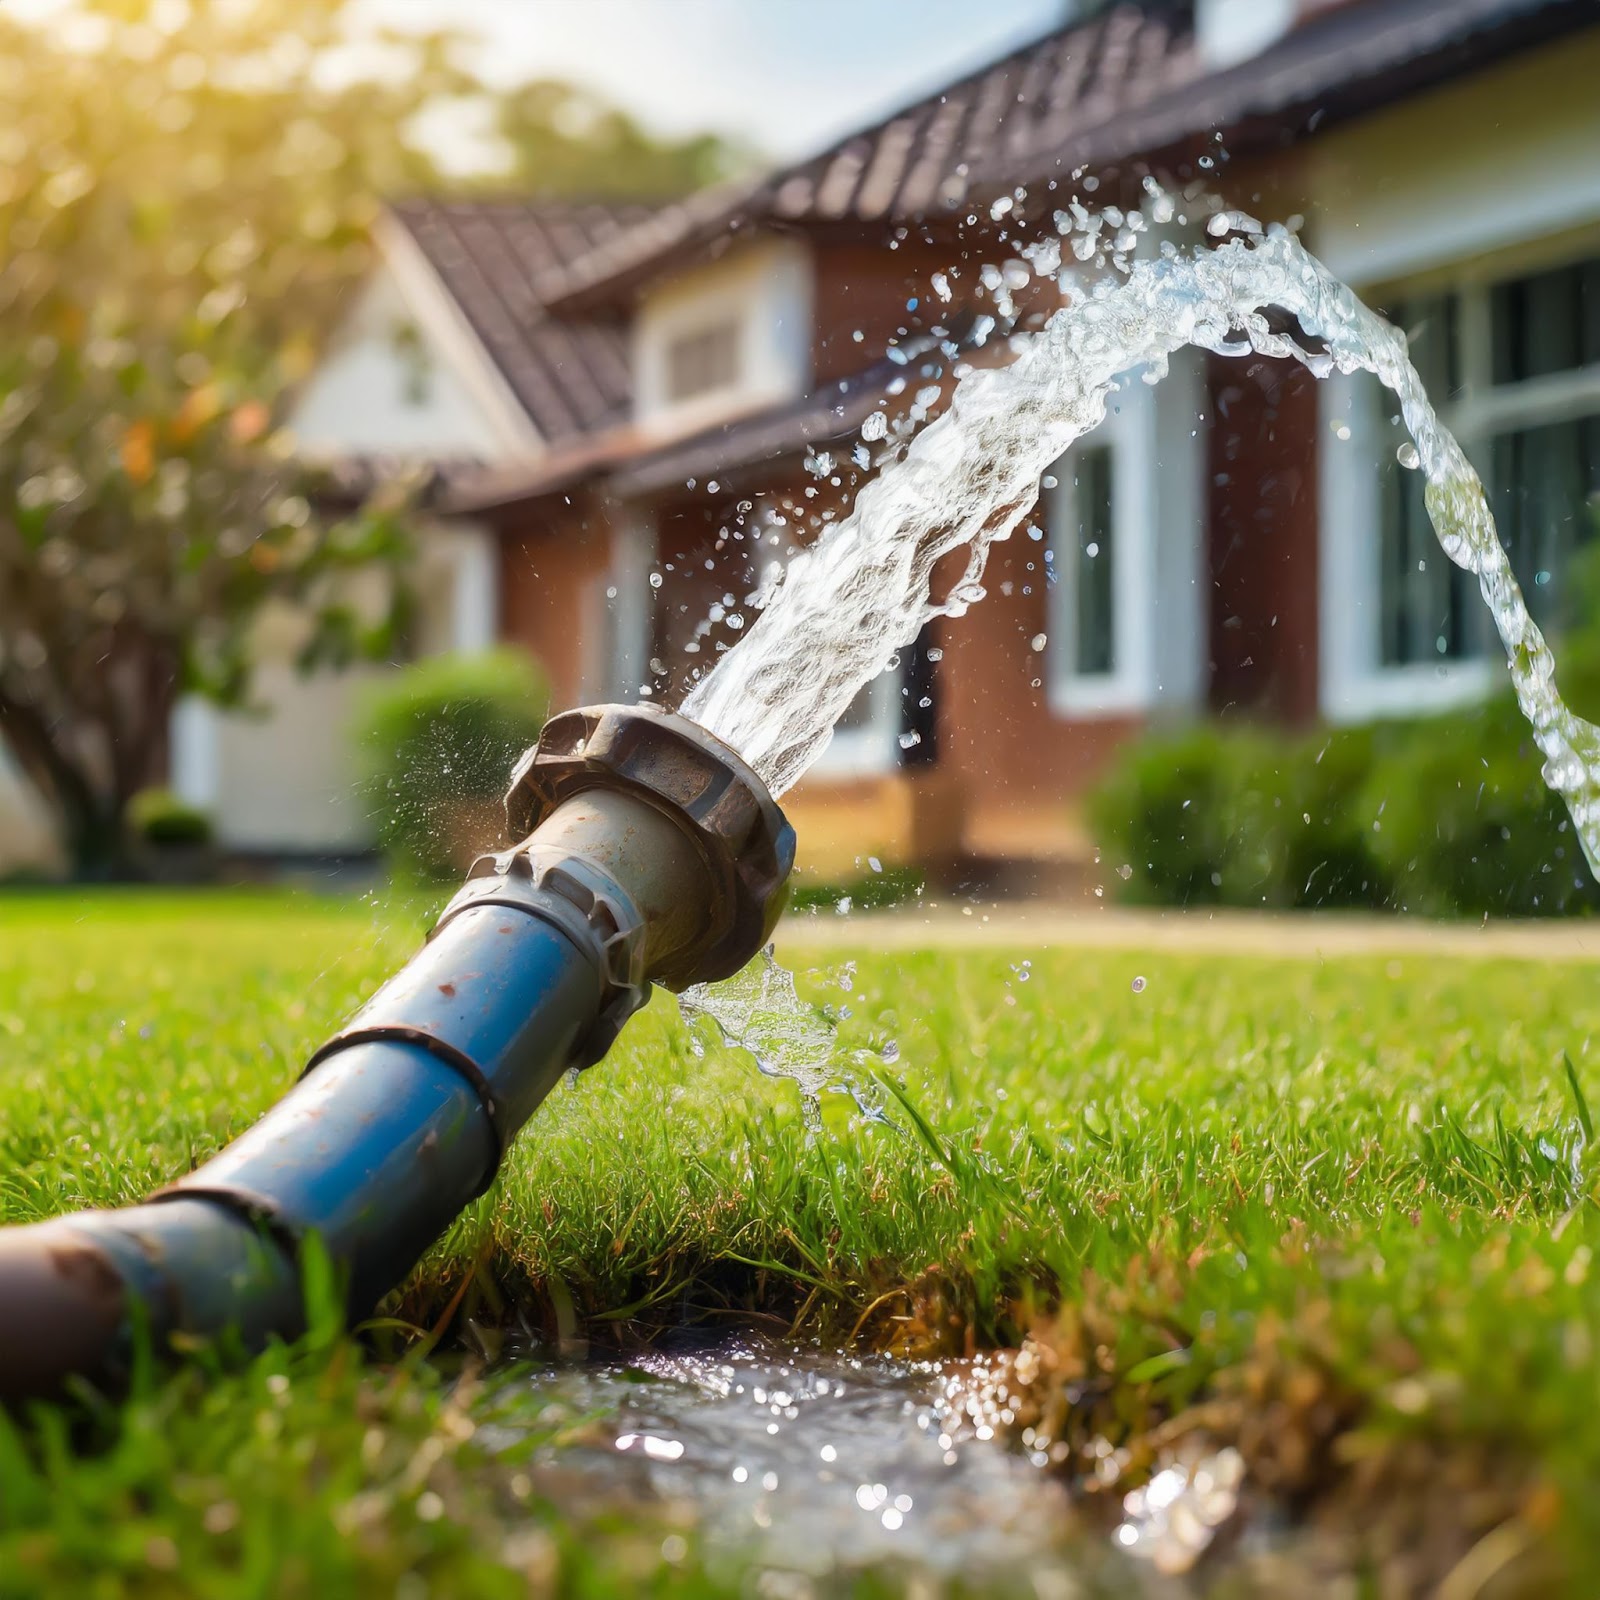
[633,237,812,434]
[665,318,743,403]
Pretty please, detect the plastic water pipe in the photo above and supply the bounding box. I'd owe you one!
[0,705,794,1402]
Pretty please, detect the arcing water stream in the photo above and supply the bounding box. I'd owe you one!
[672,212,1600,1105]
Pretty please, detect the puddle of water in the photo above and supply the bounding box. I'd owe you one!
[480,1334,1128,1593]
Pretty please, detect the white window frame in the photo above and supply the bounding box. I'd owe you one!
[413,519,499,658]
[1047,381,1158,718]
[806,669,901,780]
[1321,230,1600,722]
[633,237,812,440]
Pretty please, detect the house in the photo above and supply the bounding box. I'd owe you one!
[182,0,1600,884]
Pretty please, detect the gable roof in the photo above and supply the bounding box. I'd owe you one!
[388,197,652,445]
[537,0,1593,315]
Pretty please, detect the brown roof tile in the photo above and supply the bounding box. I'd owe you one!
[389,197,653,444]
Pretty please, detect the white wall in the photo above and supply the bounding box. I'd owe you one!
[288,262,525,462]
[175,521,502,855]
[632,236,813,439]
[191,204,529,857]
[0,745,64,877]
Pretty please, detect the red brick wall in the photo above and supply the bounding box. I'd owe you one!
[497,495,610,707]
[932,530,1142,850]
[810,237,961,385]
[1205,352,1321,724]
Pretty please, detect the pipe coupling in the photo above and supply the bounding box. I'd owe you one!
[505,703,795,988]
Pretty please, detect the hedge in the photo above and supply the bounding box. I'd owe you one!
[1089,659,1600,920]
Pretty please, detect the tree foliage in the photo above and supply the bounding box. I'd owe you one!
[493,80,746,200]
[0,0,480,868]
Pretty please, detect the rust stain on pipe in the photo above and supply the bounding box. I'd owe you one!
[0,1223,126,1401]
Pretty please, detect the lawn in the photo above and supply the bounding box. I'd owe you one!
[2,892,1599,1594]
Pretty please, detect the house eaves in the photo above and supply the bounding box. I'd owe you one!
[447,356,915,517]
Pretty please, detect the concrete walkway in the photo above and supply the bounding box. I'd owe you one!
[775,902,1600,962]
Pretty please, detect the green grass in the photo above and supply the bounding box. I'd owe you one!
[4,892,1600,1592]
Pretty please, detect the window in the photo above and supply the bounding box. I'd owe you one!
[1069,446,1116,677]
[1045,379,1173,718]
[663,319,742,403]
[634,239,811,427]
[1382,253,1600,654]
[808,668,900,778]
[1048,436,1128,708]
[1491,257,1600,385]
[1493,415,1600,622]
[1377,291,1478,668]
[1324,242,1600,719]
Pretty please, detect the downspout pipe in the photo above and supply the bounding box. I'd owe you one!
[0,705,794,1403]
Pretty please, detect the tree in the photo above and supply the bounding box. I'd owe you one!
[0,1,747,872]
[492,80,747,201]
[0,0,482,870]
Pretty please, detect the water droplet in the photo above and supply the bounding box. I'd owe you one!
[1131,975,1147,994]
[861,410,888,442]
[1396,441,1420,470]
[1030,633,1047,651]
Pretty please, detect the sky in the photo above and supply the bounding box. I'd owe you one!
[346,0,1069,164]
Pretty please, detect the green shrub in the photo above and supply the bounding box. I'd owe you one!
[1086,724,1378,909]
[1275,724,1395,908]
[355,650,549,879]
[1087,725,1259,907]
[1090,703,1597,919]
[127,788,213,848]
[1361,699,1599,918]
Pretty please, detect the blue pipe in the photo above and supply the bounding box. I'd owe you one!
[0,705,794,1399]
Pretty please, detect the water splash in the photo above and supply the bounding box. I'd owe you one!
[682,226,1600,880]
[678,947,892,1126]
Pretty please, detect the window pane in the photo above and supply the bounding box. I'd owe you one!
[1491,413,1600,628]
[1490,256,1600,385]
[1073,446,1115,677]
[665,320,741,401]
[1378,451,1479,666]
[1391,292,1459,398]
